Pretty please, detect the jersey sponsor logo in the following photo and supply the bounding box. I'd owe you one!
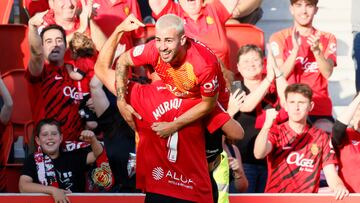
[297,56,318,73]
[63,86,82,100]
[203,76,219,93]
[133,44,145,57]
[165,84,189,97]
[152,167,195,189]
[270,42,280,56]
[55,75,63,80]
[286,152,314,172]
[152,98,183,120]
[152,167,164,180]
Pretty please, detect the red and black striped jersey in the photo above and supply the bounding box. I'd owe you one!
[26,64,84,141]
[266,122,337,193]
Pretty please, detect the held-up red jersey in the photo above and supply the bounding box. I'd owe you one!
[127,81,230,203]
[130,39,229,108]
[266,122,337,193]
[270,27,337,116]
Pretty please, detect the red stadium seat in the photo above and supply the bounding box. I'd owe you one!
[144,24,264,73]
[226,24,264,73]
[2,69,32,142]
[0,24,29,73]
[0,0,14,24]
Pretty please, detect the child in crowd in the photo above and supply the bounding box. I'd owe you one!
[19,118,103,202]
[65,32,98,130]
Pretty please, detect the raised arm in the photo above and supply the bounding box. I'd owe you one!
[0,75,13,124]
[219,0,239,14]
[253,108,277,159]
[28,10,49,77]
[270,28,300,79]
[232,0,262,18]
[94,14,144,94]
[148,0,169,16]
[308,32,335,79]
[79,130,103,164]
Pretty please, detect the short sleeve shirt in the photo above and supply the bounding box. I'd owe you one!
[266,122,337,193]
[25,64,84,141]
[270,27,337,116]
[21,150,88,192]
[130,39,229,107]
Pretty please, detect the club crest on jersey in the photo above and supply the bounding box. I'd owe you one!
[206,16,214,25]
[311,144,319,156]
[124,6,130,16]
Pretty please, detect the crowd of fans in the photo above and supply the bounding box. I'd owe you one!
[0,0,359,202]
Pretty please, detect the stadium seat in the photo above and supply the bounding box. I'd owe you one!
[0,24,29,73]
[226,24,264,73]
[0,0,14,24]
[144,24,264,73]
[2,69,32,142]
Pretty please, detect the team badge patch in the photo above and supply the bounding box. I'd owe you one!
[206,16,214,25]
[133,44,145,57]
[311,144,319,156]
[91,162,113,189]
[270,41,280,56]
[124,6,130,16]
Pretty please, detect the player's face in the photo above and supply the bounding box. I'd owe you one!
[50,0,77,22]
[290,0,318,27]
[43,29,66,65]
[237,50,263,80]
[155,27,185,63]
[179,0,202,16]
[285,93,313,123]
[35,124,62,158]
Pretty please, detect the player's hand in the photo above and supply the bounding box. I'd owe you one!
[116,14,145,33]
[333,184,349,200]
[28,10,49,27]
[151,122,177,138]
[117,100,142,130]
[308,31,321,55]
[51,187,71,203]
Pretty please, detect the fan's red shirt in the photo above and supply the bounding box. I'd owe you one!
[266,122,337,192]
[152,0,231,68]
[130,39,229,108]
[25,64,84,141]
[270,27,337,116]
[128,81,230,202]
[337,128,360,192]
